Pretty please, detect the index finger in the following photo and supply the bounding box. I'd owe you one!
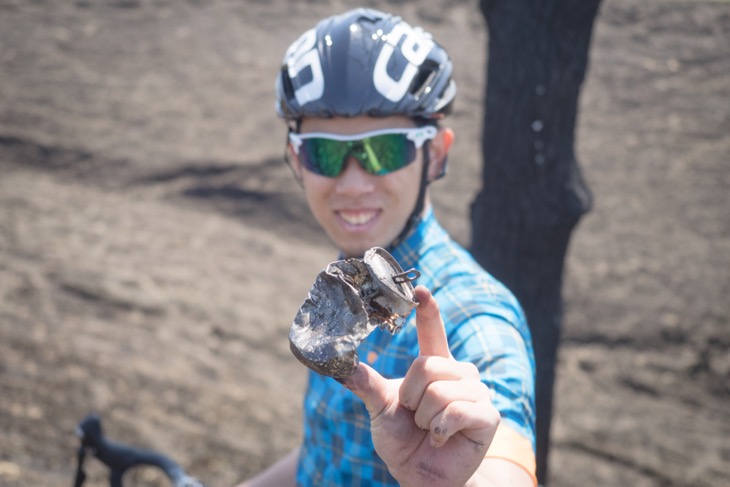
[414,285,451,358]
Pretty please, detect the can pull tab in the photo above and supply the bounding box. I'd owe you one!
[392,269,420,285]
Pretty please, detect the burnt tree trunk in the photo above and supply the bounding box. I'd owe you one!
[471,0,601,484]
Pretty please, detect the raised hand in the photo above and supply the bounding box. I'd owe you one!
[341,286,500,487]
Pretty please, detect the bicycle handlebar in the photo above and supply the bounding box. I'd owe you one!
[74,413,206,487]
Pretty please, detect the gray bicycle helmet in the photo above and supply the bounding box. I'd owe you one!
[276,8,456,121]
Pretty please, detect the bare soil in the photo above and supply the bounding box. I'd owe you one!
[0,1,728,486]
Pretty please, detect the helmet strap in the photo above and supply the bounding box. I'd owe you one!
[387,140,431,251]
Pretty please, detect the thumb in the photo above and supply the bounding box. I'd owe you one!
[339,363,393,419]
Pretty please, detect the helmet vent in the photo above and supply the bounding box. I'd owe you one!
[280,66,296,103]
[409,60,439,99]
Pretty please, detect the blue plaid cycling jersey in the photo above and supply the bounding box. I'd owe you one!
[296,209,536,486]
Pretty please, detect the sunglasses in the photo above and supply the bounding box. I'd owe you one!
[288,126,438,178]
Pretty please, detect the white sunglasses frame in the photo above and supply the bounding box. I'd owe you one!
[288,126,438,154]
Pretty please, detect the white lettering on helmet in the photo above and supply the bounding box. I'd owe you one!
[373,23,435,103]
[285,28,325,106]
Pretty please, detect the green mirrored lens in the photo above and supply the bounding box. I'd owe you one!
[301,139,349,177]
[361,134,413,175]
[299,133,417,177]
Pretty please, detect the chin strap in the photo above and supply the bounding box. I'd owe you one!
[387,140,431,252]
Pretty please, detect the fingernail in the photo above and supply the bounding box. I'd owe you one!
[430,433,447,448]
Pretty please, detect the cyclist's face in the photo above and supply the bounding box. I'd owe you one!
[289,115,450,257]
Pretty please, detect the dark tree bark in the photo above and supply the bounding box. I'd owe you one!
[471,0,601,484]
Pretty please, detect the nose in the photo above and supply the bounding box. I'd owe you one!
[335,157,376,195]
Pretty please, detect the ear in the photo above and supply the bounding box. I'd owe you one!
[427,127,454,182]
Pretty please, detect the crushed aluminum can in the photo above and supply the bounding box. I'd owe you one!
[289,247,420,379]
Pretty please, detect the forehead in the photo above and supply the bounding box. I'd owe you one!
[299,115,416,135]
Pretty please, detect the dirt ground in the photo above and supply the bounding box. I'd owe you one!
[0,0,727,486]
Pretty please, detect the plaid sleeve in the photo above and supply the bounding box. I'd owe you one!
[432,277,537,452]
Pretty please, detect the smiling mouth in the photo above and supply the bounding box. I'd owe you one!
[337,209,379,226]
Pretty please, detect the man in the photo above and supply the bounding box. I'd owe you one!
[239,8,536,486]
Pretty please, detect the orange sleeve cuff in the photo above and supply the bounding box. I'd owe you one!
[485,423,538,486]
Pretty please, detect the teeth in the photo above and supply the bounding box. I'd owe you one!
[340,211,376,225]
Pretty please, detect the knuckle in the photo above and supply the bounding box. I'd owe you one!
[425,380,449,403]
[459,360,480,378]
[413,355,430,374]
[442,402,464,426]
[487,403,501,427]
